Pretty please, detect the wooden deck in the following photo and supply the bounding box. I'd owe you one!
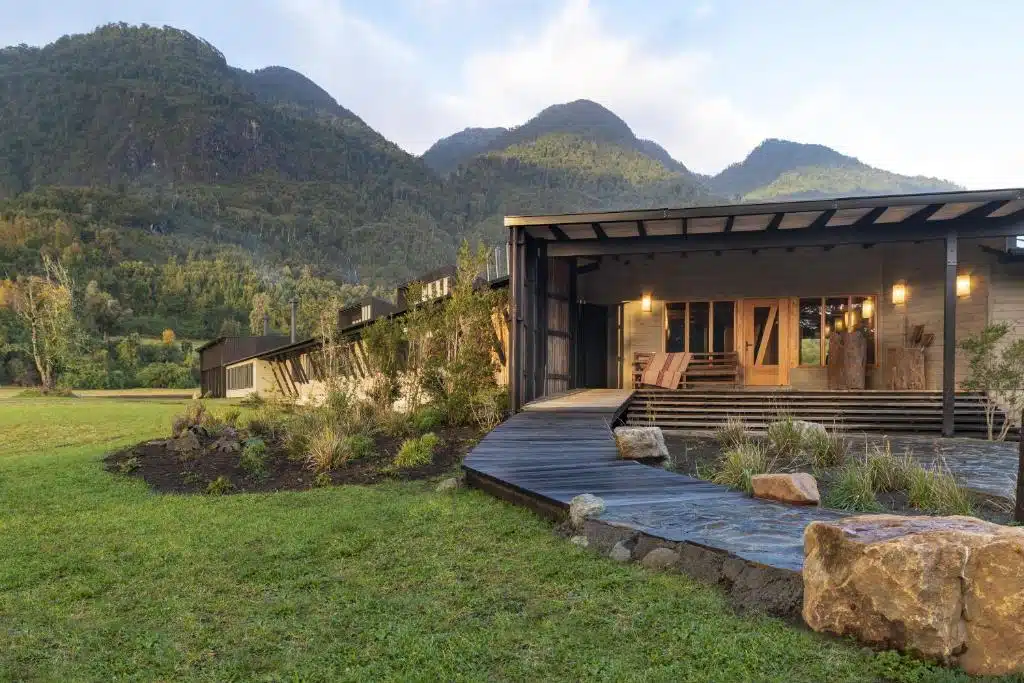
[464,389,846,572]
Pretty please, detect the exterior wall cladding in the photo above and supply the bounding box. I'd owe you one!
[577,238,1022,391]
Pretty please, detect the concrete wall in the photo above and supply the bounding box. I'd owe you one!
[579,240,1003,390]
[225,359,279,399]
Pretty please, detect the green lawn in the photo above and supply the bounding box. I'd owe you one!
[0,400,972,681]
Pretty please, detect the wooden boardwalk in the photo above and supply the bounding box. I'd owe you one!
[464,389,846,571]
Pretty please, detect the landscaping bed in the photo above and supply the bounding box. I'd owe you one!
[105,399,483,494]
[656,426,1015,524]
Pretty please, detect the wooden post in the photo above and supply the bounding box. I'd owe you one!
[1017,408,1024,524]
[942,230,957,437]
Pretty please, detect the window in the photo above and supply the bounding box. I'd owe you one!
[665,301,736,354]
[799,295,877,366]
[227,363,253,390]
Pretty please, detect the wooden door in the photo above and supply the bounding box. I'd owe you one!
[741,299,789,386]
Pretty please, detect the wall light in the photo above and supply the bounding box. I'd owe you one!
[862,298,874,319]
[892,281,908,306]
[641,292,652,313]
[956,273,971,298]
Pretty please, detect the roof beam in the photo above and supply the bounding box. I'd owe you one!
[549,225,569,241]
[635,220,647,237]
[765,213,785,231]
[546,216,1024,258]
[723,216,735,233]
[504,189,1024,227]
[851,206,888,228]
[591,222,608,239]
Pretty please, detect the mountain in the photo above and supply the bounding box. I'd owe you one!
[422,127,508,174]
[707,139,962,201]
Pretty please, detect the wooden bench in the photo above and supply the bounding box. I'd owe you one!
[633,351,741,389]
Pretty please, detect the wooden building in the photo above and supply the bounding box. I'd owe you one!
[505,188,1024,435]
[198,335,289,398]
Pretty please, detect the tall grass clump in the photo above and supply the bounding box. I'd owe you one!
[710,441,775,494]
[908,464,974,516]
[766,414,804,461]
[804,426,848,470]
[306,425,344,473]
[715,416,749,450]
[393,432,440,470]
[865,442,915,492]
[823,460,884,513]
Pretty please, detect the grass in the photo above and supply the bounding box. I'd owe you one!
[709,441,776,494]
[0,400,979,681]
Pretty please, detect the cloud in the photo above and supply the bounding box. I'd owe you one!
[434,0,762,171]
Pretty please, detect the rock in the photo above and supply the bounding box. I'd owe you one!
[613,426,669,460]
[791,420,827,438]
[609,541,632,562]
[169,431,201,454]
[570,535,589,548]
[751,473,820,505]
[803,514,1024,676]
[212,437,241,454]
[435,477,460,492]
[640,547,680,570]
[568,494,605,528]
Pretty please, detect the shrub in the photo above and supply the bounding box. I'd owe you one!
[245,405,288,442]
[804,427,848,471]
[710,441,775,494]
[380,409,416,437]
[306,425,344,473]
[221,408,241,428]
[393,432,441,470]
[118,456,140,473]
[412,406,445,434]
[714,416,749,450]
[865,442,915,492]
[16,386,76,398]
[314,472,333,488]
[823,460,884,513]
[136,362,195,389]
[341,434,375,461]
[239,438,268,479]
[206,476,234,495]
[766,415,804,461]
[908,464,974,516]
[172,400,215,437]
[239,392,265,409]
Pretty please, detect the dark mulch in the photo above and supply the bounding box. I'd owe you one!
[659,434,1014,524]
[105,425,482,494]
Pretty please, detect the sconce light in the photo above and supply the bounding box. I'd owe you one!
[892,281,907,306]
[956,273,971,298]
[641,292,652,312]
[861,298,874,319]
[834,317,845,332]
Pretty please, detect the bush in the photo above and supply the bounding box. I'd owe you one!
[341,434,375,461]
[412,406,445,434]
[824,460,884,513]
[16,386,76,398]
[245,405,288,442]
[804,427,848,471]
[136,362,195,389]
[206,476,234,495]
[221,408,241,428]
[714,416,749,451]
[766,416,804,461]
[393,432,440,470]
[865,443,915,492]
[172,400,219,437]
[314,472,333,488]
[118,456,140,473]
[239,392,265,409]
[709,441,775,494]
[908,464,974,516]
[239,438,268,479]
[306,425,344,473]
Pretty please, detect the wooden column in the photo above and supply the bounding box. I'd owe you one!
[509,227,527,413]
[534,242,549,400]
[942,230,957,436]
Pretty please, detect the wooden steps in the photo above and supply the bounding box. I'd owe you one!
[625,389,1003,437]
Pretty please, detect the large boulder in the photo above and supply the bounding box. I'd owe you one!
[751,473,820,505]
[791,420,827,438]
[613,426,669,460]
[169,430,201,454]
[568,494,605,528]
[803,514,1024,676]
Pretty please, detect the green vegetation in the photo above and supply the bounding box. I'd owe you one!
[824,460,885,513]
[710,442,776,494]
[1,398,969,681]
[394,432,441,469]
[239,439,268,479]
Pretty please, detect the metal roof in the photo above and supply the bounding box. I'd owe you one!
[504,188,1024,244]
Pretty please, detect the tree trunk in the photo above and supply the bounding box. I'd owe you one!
[1016,409,1024,524]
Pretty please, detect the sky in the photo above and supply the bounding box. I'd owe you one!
[3,0,1023,188]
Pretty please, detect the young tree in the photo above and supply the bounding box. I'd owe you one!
[161,328,176,345]
[1,256,79,389]
[960,323,1024,441]
[83,280,130,340]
